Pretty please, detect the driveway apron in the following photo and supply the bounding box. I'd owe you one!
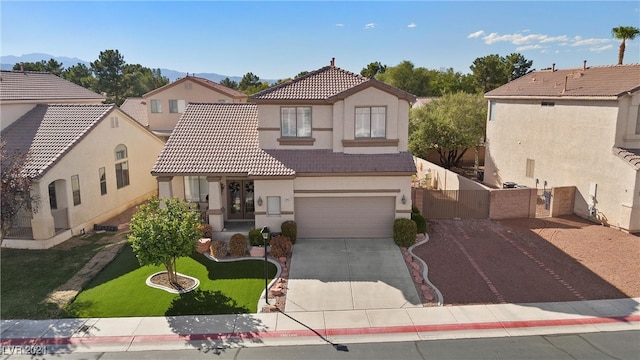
[284,238,422,312]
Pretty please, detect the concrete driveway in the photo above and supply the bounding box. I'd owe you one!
[285,238,422,312]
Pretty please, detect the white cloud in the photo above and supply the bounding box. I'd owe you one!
[335,23,344,27]
[481,32,569,45]
[571,38,610,47]
[407,22,416,28]
[516,44,543,51]
[589,44,613,52]
[467,30,485,39]
[365,23,376,29]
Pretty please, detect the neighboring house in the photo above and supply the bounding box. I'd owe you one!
[1,104,165,248]
[141,75,247,140]
[484,63,640,233]
[152,61,417,238]
[120,97,148,127]
[0,70,106,130]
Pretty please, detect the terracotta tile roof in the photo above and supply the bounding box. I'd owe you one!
[485,64,640,98]
[120,97,148,126]
[151,103,294,176]
[151,103,416,177]
[251,65,417,103]
[143,75,247,100]
[614,147,640,170]
[1,104,114,178]
[264,149,417,174]
[0,70,106,102]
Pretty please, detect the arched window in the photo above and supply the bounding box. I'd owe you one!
[114,144,130,189]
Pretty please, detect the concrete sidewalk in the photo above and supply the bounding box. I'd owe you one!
[2,298,639,354]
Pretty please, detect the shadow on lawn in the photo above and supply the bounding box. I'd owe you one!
[165,289,249,316]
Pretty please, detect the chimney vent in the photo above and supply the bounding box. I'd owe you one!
[583,60,587,71]
[330,57,335,67]
[552,63,555,72]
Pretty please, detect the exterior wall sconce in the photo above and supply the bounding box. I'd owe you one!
[257,196,263,206]
[401,194,406,204]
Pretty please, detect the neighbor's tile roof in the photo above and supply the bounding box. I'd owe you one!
[143,75,247,99]
[151,103,294,176]
[251,65,417,103]
[485,64,640,98]
[1,104,114,178]
[613,147,640,170]
[264,149,417,174]
[120,97,148,126]
[151,103,416,176]
[0,70,106,102]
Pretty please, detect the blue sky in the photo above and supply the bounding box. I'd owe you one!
[1,1,639,80]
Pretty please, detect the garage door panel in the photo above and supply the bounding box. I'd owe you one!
[295,197,395,238]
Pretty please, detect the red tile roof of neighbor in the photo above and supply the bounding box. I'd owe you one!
[251,65,417,104]
[142,75,248,99]
[0,70,106,102]
[613,148,640,170]
[485,64,640,98]
[1,104,115,178]
[150,103,416,176]
[120,97,148,126]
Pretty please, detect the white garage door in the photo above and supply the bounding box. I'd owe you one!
[295,197,395,238]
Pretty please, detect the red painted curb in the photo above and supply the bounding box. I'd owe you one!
[2,315,638,346]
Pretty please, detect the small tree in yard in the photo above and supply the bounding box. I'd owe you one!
[128,197,201,285]
[1,139,39,244]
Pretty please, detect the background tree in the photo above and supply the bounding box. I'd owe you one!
[0,140,40,243]
[13,59,63,76]
[122,64,169,99]
[360,61,387,78]
[62,63,96,89]
[91,49,126,105]
[470,53,533,93]
[376,61,432,96]
[238,72,269,94]
[428,68,479,96]
[128,197,201,285]
[409,92,487,169]
[612,26,640,65]
[220,77,239,90]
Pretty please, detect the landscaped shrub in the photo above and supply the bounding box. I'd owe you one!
[229,233,248,257]
[412,206,421,215]
[280,220,297,244]
[411,211,427,234]
[248,228,263,246]
[199,223,212,239]
[393,218,417,247]
[269,235,292,258]
[210,239,228,259]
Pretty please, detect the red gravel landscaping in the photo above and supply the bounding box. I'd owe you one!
[411,216,640,306]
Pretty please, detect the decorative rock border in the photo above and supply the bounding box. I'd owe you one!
[145,271,200,294]
[402,233,444,306]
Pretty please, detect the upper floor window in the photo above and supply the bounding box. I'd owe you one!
[184,176,208,203]
[489,101,496,121]
[635,108,640,135]
[114,144,130,189]
[71,175,81,206]
[281,107,311,137]
[355,106,386,138]
[99,167,107,195]
[169,99,186,113]
[150,99,162,113]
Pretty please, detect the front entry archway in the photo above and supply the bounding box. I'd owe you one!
[227,180,255,220]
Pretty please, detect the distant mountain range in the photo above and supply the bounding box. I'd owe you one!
[0,53,274,84]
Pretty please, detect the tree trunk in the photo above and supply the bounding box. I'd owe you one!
[165,261,176,284]
[618,40,626,65]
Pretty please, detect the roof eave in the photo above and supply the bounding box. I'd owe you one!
[484,95,621,101]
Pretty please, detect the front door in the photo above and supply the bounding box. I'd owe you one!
[227,180,255,219]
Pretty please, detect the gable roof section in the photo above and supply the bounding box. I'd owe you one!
[0,70,106,102]
[485,64,640,99]
[142,75,247,100]
[151,103,416,177]
[120,97,148,126]
[614,147,640,170]
[1,104,114,178]
[250,66,417,104]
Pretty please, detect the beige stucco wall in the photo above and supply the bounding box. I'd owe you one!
[257,86,410,154]
[484,97,640,232]
[144,79,246,132]
[27,109,165,244]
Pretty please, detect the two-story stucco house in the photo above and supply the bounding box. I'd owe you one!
[152,61,417,238]
[1,71,165,248]
[141,75,247,140]
[484,63,640,233]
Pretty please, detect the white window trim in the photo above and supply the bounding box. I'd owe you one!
[355,106,386,138]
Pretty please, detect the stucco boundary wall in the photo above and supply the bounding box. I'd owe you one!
[412,157,576,220]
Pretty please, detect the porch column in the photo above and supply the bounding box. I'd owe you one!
[207,177,224,231]
[30,181,55,240]
[157,176,173,198]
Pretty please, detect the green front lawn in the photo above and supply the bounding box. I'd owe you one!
[66,245,277,317]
